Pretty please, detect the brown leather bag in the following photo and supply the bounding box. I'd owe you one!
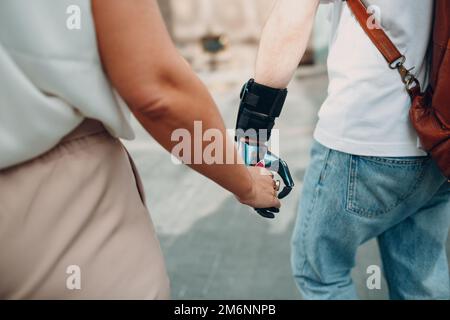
[347,0,450,180]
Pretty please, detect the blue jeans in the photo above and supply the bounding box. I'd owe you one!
[291,140,450,300]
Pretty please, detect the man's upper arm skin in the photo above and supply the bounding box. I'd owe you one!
[255,0,320,88]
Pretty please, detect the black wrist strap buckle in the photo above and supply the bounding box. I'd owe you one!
[239,79,287,118]
[236,79,288,142]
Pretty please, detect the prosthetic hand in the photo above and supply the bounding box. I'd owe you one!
[236,79,295,219]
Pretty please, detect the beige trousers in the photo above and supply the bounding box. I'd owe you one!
[0,120,170,299]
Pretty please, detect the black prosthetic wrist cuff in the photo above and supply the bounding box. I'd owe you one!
[236,79,288,142]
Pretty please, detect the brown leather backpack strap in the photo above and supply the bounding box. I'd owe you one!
[346,0,403,65]
[345,0,422,98]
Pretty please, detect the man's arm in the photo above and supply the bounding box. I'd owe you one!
[255,0,320,89]
[231,0,320,214]
[91,0,280,209]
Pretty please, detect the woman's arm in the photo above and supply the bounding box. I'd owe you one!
[92,0,279,209]
[255,0,320,88]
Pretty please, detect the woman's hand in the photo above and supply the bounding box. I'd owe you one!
[236,167,281,209]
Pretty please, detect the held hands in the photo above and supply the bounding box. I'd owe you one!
[236,166,281,219]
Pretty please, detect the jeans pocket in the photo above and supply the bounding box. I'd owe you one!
[345,155,430,218]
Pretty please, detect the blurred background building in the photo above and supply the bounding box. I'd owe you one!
[157,0,331,70]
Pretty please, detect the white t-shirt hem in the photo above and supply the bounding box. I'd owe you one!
[314,127,427,157]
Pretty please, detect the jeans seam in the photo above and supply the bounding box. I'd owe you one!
[362,156,429,166]
[299,148,332,282]
[318,148,332,186]
[347,155,356,212]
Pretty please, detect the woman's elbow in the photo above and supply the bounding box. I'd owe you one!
[117,61,196,121]
[125,85,173,121]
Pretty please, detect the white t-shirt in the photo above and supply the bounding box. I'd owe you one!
[0,0,134,169]
[315,0,434,156]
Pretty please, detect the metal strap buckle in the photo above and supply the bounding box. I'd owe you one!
[398,64,420,90]
[240,79,258,100]
[389,55,406,70]
[390,56,420,93]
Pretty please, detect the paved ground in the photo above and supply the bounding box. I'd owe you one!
[124,65,449,300]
